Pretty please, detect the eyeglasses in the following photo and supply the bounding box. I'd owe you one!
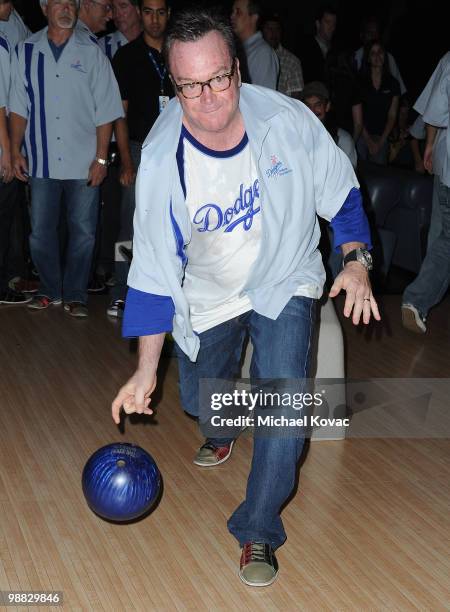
[90,0,112,12]
[172,60,236,99]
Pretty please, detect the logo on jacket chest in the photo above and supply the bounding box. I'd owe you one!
[266,154,292,178]
[70,60,87,73]
[192,179,260,233]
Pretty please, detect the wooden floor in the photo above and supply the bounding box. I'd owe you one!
[0,294,449,611]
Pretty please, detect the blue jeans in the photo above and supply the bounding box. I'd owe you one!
[176,296,317,549]
[111,141,142,301]
[403,179,450,316]
[427,175,442,248]
[29,178,99,303]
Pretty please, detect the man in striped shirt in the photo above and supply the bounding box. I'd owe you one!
[9,0,123,317]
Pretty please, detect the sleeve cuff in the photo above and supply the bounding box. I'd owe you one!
[122,287,175,338]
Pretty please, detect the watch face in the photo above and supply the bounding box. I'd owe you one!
[358,249,373,269]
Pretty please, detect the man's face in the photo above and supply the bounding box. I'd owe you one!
[316,12,336,43]
[170,31,241,137]
[86,0,112,33]
[262,20,281,49]
[112,0,140,34]
[362,21,379,45]
[140,0,169,41]
[43,0,78,30]
[304,95,330,122]
[231,0,255,39]
[0,1,13,22]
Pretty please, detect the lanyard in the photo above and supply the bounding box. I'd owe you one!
[148,50,167,94]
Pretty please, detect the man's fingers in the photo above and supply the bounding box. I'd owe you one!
[370,296,381,321]
[134,388,145,413]
[362,296,372,325]
[111,387,131,424]
[329,276,343,298]
[343,286,356,318]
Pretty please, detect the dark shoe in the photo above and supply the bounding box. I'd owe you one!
[0,289,32,305]
[8,276,39,293]
[64,302,88,318]
[28,295,62,310]
[402,303,426,333]
[106,299,125,318]
[87,277,106,294]
[193,440,235,467]
[104,273,117,287]
[239,542,279,587]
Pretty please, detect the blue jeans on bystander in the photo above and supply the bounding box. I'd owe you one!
[403,179,450,316]
[29,178,99,303]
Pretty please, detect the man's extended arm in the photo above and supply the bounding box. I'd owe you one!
[111,333,166,424]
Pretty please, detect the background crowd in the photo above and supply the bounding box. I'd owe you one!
[0,0,447,332]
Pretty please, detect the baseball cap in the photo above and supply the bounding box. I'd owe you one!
[300,81,330,101]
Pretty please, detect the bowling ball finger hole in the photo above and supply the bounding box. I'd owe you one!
[116,460,126,468]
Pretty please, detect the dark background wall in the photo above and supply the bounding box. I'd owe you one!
[18,0,447,102]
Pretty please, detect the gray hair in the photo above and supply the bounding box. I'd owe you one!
[39,0,81,7]
[163,5,236,71]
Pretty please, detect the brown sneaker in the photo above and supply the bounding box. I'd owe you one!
[64,302,88,318]
[239,542,279,587]
[193,440,235,467]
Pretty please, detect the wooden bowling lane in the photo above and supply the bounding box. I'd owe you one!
[0,294,449,610]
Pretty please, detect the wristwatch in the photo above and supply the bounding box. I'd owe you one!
[343,248,373,271]
[95,157,109,167]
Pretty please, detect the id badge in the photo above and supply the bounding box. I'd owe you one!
[159,95,170,113]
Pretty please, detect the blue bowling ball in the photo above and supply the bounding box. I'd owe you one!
[82,443,161,522]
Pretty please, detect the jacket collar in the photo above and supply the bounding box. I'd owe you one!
[27,26,94,53]
[143,84,285,156]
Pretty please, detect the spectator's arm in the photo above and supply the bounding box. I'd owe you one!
[379,95,399,147]
[423,124,438,174]
[352,103,363,142]
[410,138,425,173]
[9,112,28,181]
[0,107,13,182]
[114,101,136,187]
[87,122,113,187]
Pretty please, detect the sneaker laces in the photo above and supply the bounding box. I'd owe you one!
[242,542,271,564]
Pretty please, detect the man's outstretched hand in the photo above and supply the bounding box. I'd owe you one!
[329,261,381,325]
[111,369,157,424]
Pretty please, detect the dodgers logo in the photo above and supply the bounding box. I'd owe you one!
[266,154,292,178]
[193,179,260,233]
[70,60,87,73]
